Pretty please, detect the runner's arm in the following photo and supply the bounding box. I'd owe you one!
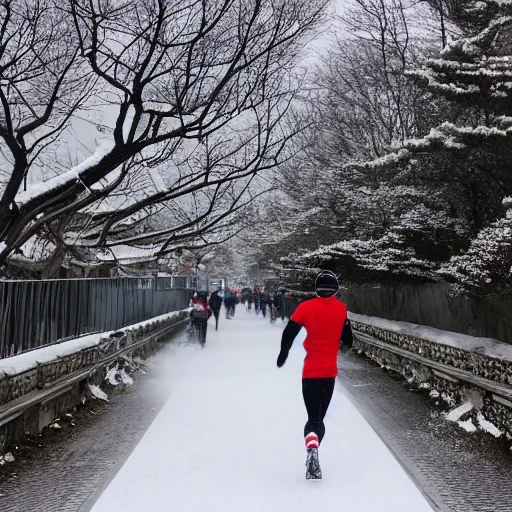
[340,319,354,352]
[277,320,302,367]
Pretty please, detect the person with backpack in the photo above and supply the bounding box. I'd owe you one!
[276,270,353,480]
[190,291,212,345]
[227,289,237,318]
[224,289,235,319]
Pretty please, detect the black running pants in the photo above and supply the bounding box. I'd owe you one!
[302,378,335,444]
[212,309,220,330]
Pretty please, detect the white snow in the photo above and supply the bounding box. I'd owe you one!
[477,412,502,438]
[96,245,160,263]
[349,312,512,362]
[15,142,115,207]
[91,314,432,512]
[119,368,133,385]
[3,453,14,463]
[89,384,109,402]
[147,168,167,193]
[458,419,477,433]
[0,332,107,377]
[0,309,188,377]
[446,402,473,422]
[106,366,119,386]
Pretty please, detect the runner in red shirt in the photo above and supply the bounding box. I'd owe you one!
[276,270,353,479]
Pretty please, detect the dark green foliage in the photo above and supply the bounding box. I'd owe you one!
[276,0,512,294]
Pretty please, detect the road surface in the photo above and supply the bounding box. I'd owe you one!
[5,311,512,511]
[90,313,431,512]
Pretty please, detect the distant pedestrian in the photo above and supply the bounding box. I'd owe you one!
[224,289,236,318]
[209,288,223,330]
[224,289,235,319]
[253,290,261,315]
[260,292,268,318]
[228,290,237,317]
[190,291,212,346]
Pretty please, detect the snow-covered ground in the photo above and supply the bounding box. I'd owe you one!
[91,313,432,512]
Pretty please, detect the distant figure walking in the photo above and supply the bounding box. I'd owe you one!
[224,289,236,319]
[190,291,212,346]
[260,292,268,318]
[209,288,223,330]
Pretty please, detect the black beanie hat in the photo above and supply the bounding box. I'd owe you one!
[315,270,339,297]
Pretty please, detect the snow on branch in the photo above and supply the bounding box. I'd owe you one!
[0,0,328,275]
[15,142,114,207]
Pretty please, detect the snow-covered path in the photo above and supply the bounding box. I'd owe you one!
[91,312,432,512]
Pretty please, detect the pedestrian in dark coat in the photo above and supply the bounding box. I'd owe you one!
[209,288,223,330]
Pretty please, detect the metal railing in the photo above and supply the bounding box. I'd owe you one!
[0,277,194,358]
[277,297,299,320]
[274,289,318,321]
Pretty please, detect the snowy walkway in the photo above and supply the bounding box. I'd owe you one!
[91,313,432,512]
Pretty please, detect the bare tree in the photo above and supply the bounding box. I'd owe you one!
[249,0,459,276]
[0,0,93,233]
[317,0,443,162]
[0,0,327,274]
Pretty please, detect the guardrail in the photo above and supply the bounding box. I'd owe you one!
[0,277,194,358]
[0,310,189,454]
[351,315,512,441]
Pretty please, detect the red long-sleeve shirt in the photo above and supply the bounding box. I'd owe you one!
[290,296,348,379]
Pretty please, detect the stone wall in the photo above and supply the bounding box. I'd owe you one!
[352,320,512,442]
[352,320,512,387]
[0,311,188,407]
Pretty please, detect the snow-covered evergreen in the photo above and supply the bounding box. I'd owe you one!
[266,0,512,294]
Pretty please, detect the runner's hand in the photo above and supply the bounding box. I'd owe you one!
[277,352,288,368]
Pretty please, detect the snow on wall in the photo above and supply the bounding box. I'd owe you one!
[0,309,188,378]
[349,312,512,361]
